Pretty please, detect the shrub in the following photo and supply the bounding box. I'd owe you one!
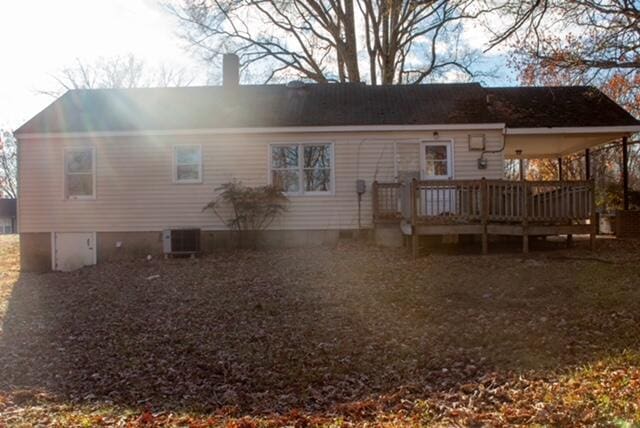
[203,180,289,248]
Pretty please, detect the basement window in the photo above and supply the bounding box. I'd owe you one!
[270,143,333,195]
[64,147,95,199]
[174,145,202,183]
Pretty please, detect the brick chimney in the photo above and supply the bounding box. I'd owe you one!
[223,53,240,88]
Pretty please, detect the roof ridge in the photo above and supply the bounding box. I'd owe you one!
[66,81,483,92]
[486,85,594,90]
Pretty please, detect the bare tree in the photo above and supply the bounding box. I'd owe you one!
[166,0,495,84]
[485,1,640,93]
[42,54,196,97]
[0,130,17,199]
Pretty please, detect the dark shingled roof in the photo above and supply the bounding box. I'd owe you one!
[0,199,16,218]
[15,83,639,134]
[486,86,640,128]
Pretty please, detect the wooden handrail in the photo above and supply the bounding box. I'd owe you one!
[416,179,485,187]
[371,178,597,256]
[484,179,592,186]
[372,179,594,225]
[372,180,403,222]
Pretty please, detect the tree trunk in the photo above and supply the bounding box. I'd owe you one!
[341,0,361,82]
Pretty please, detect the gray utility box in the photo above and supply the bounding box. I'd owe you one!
[163,229,201,255]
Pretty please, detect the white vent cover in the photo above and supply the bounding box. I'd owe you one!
[468,134,486,151]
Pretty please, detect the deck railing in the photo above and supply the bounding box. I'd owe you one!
[526,181,593,222]
[412,180,484,224]
[373,179,595,225]
[372,181,403,222]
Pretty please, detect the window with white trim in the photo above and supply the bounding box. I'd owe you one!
[64,147,95,199]
[271,143,332,194]
[423,144,450,178]
[174,145,202,183]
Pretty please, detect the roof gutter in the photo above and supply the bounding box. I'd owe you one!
[15,123,507,140]
[505,125,640,135]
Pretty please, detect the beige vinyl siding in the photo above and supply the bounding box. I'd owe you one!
[18,130,504,232]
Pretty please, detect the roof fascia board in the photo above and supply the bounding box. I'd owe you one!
[15,123,506,139]
[505,125,640,135]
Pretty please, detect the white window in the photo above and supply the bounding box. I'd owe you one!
[64,147,95,199]
[174,145,202,183]
[270,143,332,194]
[422,143,452,179]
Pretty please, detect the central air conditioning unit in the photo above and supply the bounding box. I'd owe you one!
[162,228,201,257]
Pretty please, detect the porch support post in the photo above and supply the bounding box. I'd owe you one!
[622,136,629,211]
[558,157,563,181]
[411,179,419,259]
[590,179,597,251]
[585,149,591,180]
[522,181,529,254]
[519,158,525,181]
[481,178,488,255]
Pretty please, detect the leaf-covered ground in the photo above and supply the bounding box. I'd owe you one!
[0,234,639,427]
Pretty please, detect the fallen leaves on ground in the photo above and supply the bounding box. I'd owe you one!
[0,235,639,426]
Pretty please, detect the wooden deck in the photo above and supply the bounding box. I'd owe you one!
[372,179,597,255]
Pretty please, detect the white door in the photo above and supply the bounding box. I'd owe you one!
[420,141,455,216]
[53,232,96,271]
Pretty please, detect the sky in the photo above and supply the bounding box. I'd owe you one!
[0,0,514,131]
[0,0,203,129]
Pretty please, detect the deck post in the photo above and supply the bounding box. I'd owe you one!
[622,136,629,211]
[522,181,529,254]
[585,149,591,180]
[558,157,563,180]
[372,181,379,225]
[590,179,597,251]
[411,178,418,259]
[480,178,488,254]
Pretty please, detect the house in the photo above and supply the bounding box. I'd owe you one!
[15,55,640,271]
[0,199,16,234]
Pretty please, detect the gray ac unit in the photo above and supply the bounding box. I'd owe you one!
[162,228,201,255]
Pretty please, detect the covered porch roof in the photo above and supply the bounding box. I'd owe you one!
[503,126,640,159]
[485,86,640,159]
